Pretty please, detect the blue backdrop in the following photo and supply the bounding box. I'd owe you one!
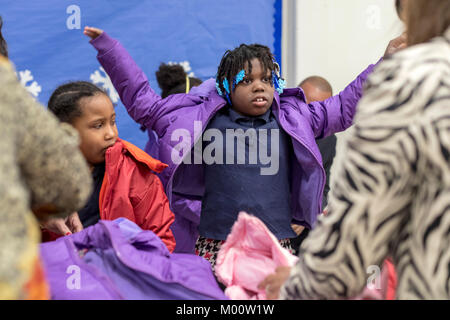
[2,0,281,149]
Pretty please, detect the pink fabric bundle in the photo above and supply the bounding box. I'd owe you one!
[215,212,298,300]
[352,259,396,300]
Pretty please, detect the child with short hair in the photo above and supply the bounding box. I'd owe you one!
[83,27,402,264]
[45,81,176,252]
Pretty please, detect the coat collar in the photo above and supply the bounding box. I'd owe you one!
[110,138,168,173]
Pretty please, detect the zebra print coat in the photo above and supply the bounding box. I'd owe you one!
[281,27,450,300]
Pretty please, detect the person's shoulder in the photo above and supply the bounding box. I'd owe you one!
[188,78,217,98]
[279,87,306,102]
[278,87,308,114]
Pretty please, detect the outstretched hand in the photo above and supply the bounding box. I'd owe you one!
[84,26,103,40]
[384,33,407,58]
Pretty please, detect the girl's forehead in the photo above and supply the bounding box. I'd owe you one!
[79,94,114,118]
[242,59,270,76]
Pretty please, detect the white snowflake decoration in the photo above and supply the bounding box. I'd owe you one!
[167,60,195,77]
[17,70,41,98]
[90,67,120,103]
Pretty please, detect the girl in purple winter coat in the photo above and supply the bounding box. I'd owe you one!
[83,26,403,271]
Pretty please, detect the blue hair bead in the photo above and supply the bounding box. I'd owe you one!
[272,68,286,95]
[215,81,223,96]
[276,78,286,94]
[223,78,230,94]
[234,69,246,86]
[225,93,232,105]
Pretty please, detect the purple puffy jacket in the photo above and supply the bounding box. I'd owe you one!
[40,218,227,300]
[90,32,378,253]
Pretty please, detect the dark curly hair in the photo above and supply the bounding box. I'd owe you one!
[0,16,8,58]
[155,63,202,98]
[48,81,108,123]
[215,44,279,96]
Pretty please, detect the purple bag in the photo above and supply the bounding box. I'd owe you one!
[40,218,227,300]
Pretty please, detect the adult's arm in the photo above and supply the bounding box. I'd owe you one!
[281,63,416,299]
[290,34,406,139]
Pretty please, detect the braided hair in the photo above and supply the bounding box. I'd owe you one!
[48,81,107,123]
[0,16,8,58]
[215,44,281,99]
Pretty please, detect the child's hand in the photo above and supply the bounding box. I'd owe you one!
[40,212,83,236]
[84,26,103,40]
[65,212,84,233]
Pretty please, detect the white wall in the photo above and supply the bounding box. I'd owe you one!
[282,0,403,90]
[281,0,404,188]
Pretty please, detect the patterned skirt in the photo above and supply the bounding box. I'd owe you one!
[195,236,294,271]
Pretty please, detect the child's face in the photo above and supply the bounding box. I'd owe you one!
[230,58,275,117]
[71,93,118,166]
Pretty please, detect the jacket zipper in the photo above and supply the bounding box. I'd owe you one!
[274,109,326,217]
[166,101,226,202]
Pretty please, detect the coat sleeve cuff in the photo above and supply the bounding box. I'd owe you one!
[89,32,118,54]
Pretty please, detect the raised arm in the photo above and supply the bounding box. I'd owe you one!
[84,27,204,132]
[292,34,407,139]
[287,61,378,139]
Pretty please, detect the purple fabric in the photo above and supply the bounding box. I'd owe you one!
[90,32,377,253]
[40,219,228,300]
[144,129,160,160]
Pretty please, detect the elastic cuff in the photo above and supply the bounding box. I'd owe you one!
[90,32,117,53]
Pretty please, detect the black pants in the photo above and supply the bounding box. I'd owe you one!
[290,228,310,255]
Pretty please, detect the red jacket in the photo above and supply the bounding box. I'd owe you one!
[42,139,176,253]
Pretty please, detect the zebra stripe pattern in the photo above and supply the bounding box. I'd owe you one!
[281,28,450,300]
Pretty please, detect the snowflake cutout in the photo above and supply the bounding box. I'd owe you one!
[167,60,195,77]
[90,67,119,103]
[17,70,41,98]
